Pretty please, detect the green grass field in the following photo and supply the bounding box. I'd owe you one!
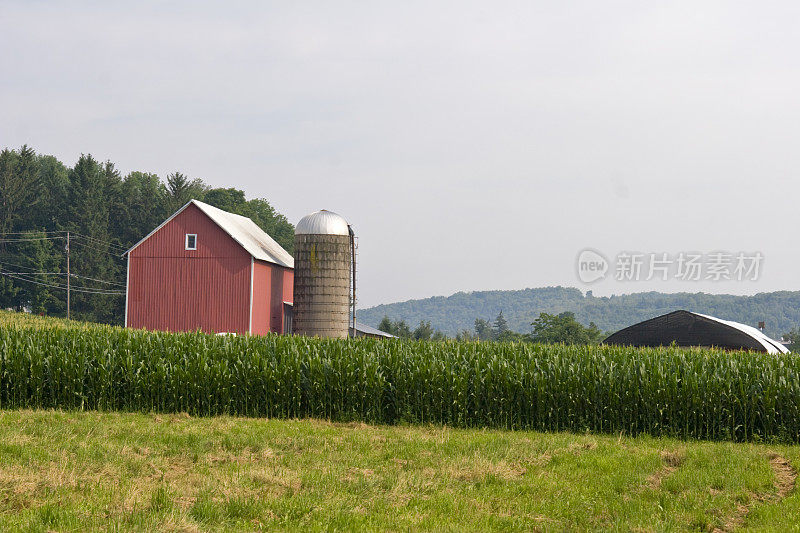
[0,410,797,532]
[1,311,799,530]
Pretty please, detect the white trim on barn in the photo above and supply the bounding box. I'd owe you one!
[124,253,130,328]
[248,257,254,335]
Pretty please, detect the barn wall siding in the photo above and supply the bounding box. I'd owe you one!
[251,261,272,335]
[270,266,284,332]
[251,261,293,335]
[278,267,293,332]
[127,204,251,335]
[283,270,294,305]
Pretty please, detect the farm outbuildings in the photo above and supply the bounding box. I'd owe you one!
[350,320,395,339]
[604,310,789,354]
[125,200,294,336]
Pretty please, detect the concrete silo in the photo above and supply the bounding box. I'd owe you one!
[293,210,353,338]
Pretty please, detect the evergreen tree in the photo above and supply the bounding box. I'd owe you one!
[393,320,412,339]
[0,146,40,235]
[494,311,509,337]
[67,155,121,323]
[118,171,167,247]
[377,315,394,335]
[431,330,447,341]
[103,161,127,251]
[0,146,44,308]
[30,155,70,231]
[164,172,207,214]
[413,320,434,340]
[0,273,20,310]
[474,318,493,340]
[455,329,477,341]
[13,233,63,315]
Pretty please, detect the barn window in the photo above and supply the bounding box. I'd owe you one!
[185,234,197,250]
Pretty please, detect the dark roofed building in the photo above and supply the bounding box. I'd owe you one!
[604,310,789,354]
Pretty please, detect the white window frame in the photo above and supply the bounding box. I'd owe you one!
[185,233,197,250]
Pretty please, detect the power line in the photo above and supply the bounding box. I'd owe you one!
[0,259,50,272]
[69,273,126,287]
[2,271,63,275]
[0,272,124,295]
[3,272,124,294]
[67,239,127,259]
[0,260,126,288]
[0,237,65,242]
[1,272,124,295]
[0,231,130,306]
[73,232,127,245]
[0,230,67,236]
[71,233,128,252]
[0,232,129,253]
[4,271,126,287]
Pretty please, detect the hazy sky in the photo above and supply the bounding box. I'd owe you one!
[2,1,799,307]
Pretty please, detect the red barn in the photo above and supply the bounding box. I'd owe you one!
[124,200,294,335]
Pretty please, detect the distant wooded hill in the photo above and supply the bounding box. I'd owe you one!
[358,287,800,339]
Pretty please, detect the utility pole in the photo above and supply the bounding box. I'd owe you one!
[66,232,70,320]
[349,226,356,335]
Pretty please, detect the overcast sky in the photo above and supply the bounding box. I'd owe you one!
[2,1,799,307]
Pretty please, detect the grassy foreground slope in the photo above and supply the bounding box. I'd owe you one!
[0,410,798,532]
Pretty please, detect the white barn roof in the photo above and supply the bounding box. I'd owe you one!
[126,200,294,268]
[350,320,396,338]
[695,313,789,354]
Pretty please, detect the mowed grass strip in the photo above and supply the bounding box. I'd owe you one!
[0,410,797,532]
[2,310,800,443]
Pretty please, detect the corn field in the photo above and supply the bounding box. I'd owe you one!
[1,312,799,442]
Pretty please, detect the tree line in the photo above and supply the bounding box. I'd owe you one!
[784,329,800,352]
[376,317,448,341]
[378,310,605,344]
[0,145,294,324]
[358,286,800,340]
[378,309,799,350]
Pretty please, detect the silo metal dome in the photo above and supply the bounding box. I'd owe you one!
[293,209,353,338]
[296,210,350,236]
